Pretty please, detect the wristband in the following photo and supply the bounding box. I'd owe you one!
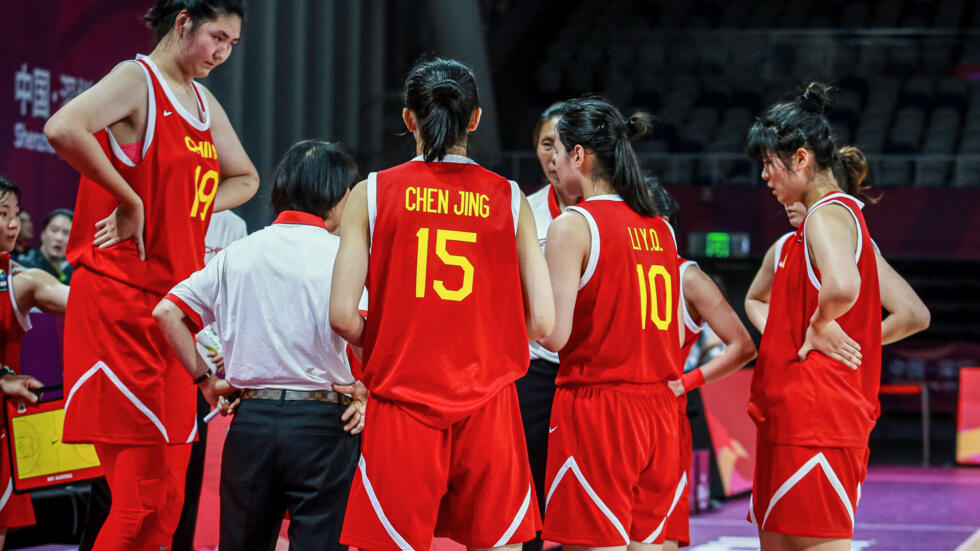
[193,369,213,385]
[681,368,706,392]
[0,365,15,378]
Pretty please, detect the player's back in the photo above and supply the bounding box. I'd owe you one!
[558,196,681,386]
[364,155,529,428]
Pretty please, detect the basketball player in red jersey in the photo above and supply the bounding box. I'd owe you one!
[744,83,882,551]
[330,58,553,550]
[538,98,680,550]
[648,185,756,551]
[44,2,258,549]
[746,147,930,347]
[0,177,70,550]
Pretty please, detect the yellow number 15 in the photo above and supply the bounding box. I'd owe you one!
[636,264,672,330]
[415,228,477,301]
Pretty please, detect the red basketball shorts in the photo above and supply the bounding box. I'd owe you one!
[664,407,692,547]
[341,384,540,550]
[63,267,196,445]
[0,427,35,529]
[749,436,869,539]
[543,383,679,546]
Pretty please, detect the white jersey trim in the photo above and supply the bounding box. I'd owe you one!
[760,452,855,530]
[664,218,679,250]
[748,493,758,525]
[65,361,170,443]
[566,206,600,290]
[679,261,706,335]
[7,273,31,333]
[136,54,210,131]
[508,180,521,236]
[642,471,688,543]
[586,194,623,202]
[803,197,863,291]
[185,418,198,444]
[494,483,532,546]
[367,172,378,253]
[0,477,10,513]
[773,232,795,274]
[105,59,156,167]
[546,455,630,545]
[356,455,414,550]
[409,154,476,165]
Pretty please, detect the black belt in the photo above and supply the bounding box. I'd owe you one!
[241,389,352,406]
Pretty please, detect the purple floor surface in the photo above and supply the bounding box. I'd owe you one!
[689,466,980,550]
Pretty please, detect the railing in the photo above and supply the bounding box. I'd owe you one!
[501,152,980,188]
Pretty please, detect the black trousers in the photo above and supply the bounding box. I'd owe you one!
[219,397,360,551]
[515,358,559,551]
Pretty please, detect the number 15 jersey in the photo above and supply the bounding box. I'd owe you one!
[363,155,530,429]
[67,55,219,296]
[557,196,682,387]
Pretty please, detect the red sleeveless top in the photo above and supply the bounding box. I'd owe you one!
[67,55,220,296]
[0,254,30,372]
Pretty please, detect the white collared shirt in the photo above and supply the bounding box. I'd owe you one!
[168,211,354,390]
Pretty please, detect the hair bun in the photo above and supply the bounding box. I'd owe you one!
[799,82,834,115]
[625,112,654,139]
[432,79,463,107]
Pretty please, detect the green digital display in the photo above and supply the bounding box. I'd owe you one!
[705,232,731,258]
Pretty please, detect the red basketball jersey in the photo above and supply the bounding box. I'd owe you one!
[0,254,29,371]
[67,55,220,296]
[557,196,681,386]
[362,155,529,429]
[750,192,882,447]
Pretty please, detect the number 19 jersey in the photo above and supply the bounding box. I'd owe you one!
[363,155,530,429]
[557,196,682,386]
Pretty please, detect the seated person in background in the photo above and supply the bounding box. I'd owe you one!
[0,177,69,550]
[12,210,32,260]
[19,208,74,284]
[153,140,367,551]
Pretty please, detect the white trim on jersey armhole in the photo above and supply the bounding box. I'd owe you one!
[508,180,521,236]
[773,231,795,275]
[7,275,32,333]
[802,201,863,291]
[664,218,679,251]
[192,81,211,126]
[871,238,880,255]
[105,60,156,167]
[679,261,706,334]
[367,172,378,253]
[567,206,599,290]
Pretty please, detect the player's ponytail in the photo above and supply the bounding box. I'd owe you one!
[403,58,480,162]
[143,0,245,43]
[556,97,658,217]
[836,145,879,204]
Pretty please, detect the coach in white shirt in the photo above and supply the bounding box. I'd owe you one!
[153,140,365,551]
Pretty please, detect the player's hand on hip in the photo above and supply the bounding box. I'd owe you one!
[0,373,43,403]
[798,319,862,370]
[334,380,368,435]
[667,378,685,397]
[94,198,146,260]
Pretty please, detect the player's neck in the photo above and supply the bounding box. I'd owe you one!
[415,142,468,158]
[583,178,615,199]
[802,172,841,209]
[148,46,195,88]
[552,184,579,210]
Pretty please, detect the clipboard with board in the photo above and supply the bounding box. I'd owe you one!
[3,384,103,493]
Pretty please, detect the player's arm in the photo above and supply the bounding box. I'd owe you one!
[44,62,148,258]
[12,269,69,315]
[744,240,778,334]
[877,251,930,344]
[538,211,589,352]
[516,193,555,341]
[201,86,259,212]
[800,206,863,369]
[330,181,370,347]
[668,266,756,396]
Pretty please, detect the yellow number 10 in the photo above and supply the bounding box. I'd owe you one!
[636,264,672,331]
[190,166,219,221]
[415,228,477,301]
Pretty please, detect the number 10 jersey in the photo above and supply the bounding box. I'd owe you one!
[557,196,682,387]
[363,155,530,429]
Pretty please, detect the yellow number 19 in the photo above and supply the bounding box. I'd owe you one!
[190,166,219,221]
[636,264,672,330]
[415,228,477,301]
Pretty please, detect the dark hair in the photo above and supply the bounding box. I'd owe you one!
[42,208,73,230]
[143,0,245,42]
[270,140,358,216]
[649,178,680,231]
[532,101,570,147]
[0,176,21,205]
[403,58,480,162]
[556,97,656,216]
[746,82,876,203]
